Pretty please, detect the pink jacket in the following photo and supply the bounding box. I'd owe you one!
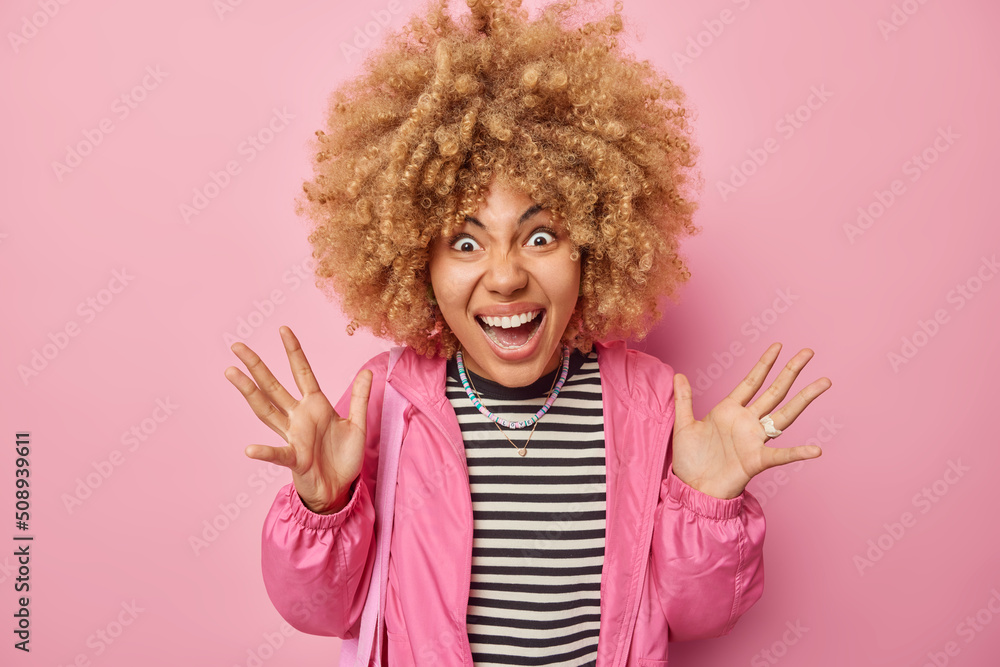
[261,340,766,666]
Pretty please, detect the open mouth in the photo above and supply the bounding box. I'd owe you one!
[476,310,544,349]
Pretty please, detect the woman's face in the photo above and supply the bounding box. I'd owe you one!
[428,177,581,388]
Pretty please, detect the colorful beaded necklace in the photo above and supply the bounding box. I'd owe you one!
[455,345,572,430]
[463,366,555,457]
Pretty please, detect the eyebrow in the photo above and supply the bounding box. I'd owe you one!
[464,204,543,230]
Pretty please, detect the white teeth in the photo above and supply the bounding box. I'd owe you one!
[479,310,540,329]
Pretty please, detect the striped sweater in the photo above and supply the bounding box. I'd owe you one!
[445,348,606,667]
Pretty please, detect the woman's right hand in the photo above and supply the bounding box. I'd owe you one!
[224,325,373,514]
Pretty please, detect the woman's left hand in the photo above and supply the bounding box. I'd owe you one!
[670,342,832,499]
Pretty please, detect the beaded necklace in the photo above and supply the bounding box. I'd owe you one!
[463,366,556,457]
[455,345,572,430]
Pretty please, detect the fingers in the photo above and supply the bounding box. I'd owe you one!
[672,373,699,433]
[762,376,833,433]
[348,370,374,434]
[728,342,783,406]
[244,443,297,469]
[224,365,289,439]
[229,336,298,414]
[279,326,323,397]
[747,347,818,418]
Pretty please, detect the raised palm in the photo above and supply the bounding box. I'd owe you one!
[670,343,831,499]
[224,326,372,514]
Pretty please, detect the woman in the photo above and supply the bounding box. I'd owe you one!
[224,1,831,664]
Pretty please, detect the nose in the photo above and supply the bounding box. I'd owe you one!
[482,249,528,296]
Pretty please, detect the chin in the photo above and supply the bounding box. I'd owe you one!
[469,339,564,388]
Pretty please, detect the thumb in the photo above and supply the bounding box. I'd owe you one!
[673,373,696,431]
[348,369,373,433]
[245,443,297,469]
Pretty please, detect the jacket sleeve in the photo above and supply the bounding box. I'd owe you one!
[258,352,390,637]
[650,456,766,642]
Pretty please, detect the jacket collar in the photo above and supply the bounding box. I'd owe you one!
[383,338,667,479]
[384,340,673,667]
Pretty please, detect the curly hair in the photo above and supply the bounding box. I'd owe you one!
[296,0,703,357]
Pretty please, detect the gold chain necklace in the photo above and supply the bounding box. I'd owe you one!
[463,365,559,457]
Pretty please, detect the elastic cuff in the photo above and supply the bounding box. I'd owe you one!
[284,478,363,530]
[665,463,744,520]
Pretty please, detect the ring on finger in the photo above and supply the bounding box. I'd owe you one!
[759,414,782,438]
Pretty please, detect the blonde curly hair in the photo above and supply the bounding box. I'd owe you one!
[296,0,702,357]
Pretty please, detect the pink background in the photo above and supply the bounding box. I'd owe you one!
[3,0,999,665]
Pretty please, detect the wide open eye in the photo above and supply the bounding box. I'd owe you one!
[525,229,556,247]
[450,235,482,252]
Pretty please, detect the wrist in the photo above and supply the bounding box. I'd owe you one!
[301,479,356,515]
[689,482,744,500]
[670,467,744,499]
